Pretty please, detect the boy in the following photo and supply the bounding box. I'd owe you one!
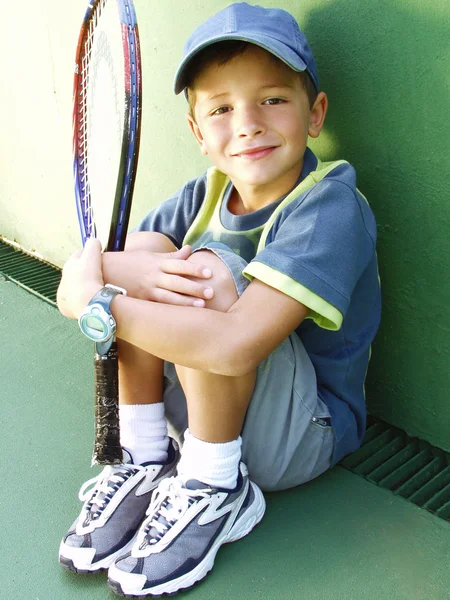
[57,2,381,597]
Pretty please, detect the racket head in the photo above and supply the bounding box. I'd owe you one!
[73,0,142,252]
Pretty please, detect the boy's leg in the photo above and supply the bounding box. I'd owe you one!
[114,241,256,483]
[117,339,169,465]
[59,338,178,573]
[173,249,256,487]
[118,337,164,406]
[59,233,180,574]
[162,245,335,493]
[176,251,334,493]
[108,246,266,597]
[175,249,256,441]
[115,231,183,463]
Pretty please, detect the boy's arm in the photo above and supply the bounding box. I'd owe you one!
[58,232,214,316]
[100,244,214,306]
[57,239,310,376]
[111,278,310,376]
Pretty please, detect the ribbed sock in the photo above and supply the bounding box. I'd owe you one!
[177,428,242,489]
[119,403,169,465]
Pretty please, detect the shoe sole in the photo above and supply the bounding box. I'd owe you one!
[107,481,266,597]
[59,535,137,574]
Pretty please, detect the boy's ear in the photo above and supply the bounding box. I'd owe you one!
[186,113,208,155]
[308,91,328,139]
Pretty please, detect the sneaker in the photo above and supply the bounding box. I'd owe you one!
[107,462,265,597]
[59,439,179,573]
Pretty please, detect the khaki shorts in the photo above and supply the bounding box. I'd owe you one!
[163,243,335,492]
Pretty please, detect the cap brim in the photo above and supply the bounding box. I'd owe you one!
[173,33,309,95]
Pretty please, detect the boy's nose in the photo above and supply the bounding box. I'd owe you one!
[234,107,265,138]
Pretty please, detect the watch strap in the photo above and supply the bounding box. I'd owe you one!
[90,285,125,356]
[89,284,127,306]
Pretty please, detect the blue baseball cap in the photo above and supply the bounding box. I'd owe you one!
[174,2,319,95]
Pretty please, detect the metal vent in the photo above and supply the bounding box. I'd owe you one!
[0,238,61,305]
[1,238,449,522]
[341,416,450,521]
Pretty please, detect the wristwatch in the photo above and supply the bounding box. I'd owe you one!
[78,284,127,353]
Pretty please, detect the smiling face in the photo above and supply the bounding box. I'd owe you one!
[187,45,327,210]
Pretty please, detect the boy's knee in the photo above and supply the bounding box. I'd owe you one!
[187,250,238,312]
[125,231,177,253]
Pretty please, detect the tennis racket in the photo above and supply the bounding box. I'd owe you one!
[73,0,142,465]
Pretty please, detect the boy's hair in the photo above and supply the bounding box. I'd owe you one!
[184,41,318,121]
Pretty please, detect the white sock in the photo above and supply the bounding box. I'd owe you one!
[119,403,169,465]
[177,429,242,489]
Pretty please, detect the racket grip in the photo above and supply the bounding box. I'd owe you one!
[92,342,122,466]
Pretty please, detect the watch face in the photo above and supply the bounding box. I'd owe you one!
[85,315,106,334]
[78,295,117,344]
[80,313,108,341]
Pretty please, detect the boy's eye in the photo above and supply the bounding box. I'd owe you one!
[263,98,285,105]
[211,106,231,116]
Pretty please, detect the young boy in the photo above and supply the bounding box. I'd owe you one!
[57,2,381,597]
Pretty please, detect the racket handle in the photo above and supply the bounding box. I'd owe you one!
[92,342,122,465]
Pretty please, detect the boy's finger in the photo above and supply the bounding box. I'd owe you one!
[163,259,212,279]
[167,245,191,260]
[160,274,214,299]
[153,288,207,308]
[80,238,103,266]
[84,238,102,252]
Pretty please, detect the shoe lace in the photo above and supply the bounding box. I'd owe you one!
[139,477,212,548]
[79,463,146,520]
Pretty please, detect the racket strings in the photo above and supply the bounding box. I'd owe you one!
[77,0,125,242]
[76,18,99,236]
[74,0,140,252]
[78,0,109,236]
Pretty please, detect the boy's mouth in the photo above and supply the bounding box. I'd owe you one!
[234,146,277,160]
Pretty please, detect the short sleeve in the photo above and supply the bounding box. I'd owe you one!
[133,174,208,248]
[243,179,377,330]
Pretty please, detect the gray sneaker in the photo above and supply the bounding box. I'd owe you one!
[107,462,265,597]
[59,439,179,573]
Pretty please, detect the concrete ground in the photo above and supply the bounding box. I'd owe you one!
[1,275,449,600]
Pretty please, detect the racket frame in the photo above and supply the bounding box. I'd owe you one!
[73,0,142,253]
[72,0,142,465]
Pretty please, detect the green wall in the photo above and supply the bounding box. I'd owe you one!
[300,0,450,450]
[0,0,448,451]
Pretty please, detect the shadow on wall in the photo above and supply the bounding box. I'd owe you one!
[300,0,450,448]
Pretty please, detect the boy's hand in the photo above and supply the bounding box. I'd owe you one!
[57,238,105,319]
[102,245,215,307]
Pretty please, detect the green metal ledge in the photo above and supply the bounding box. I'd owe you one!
[0,237,60,305]
[341,416,450,521]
